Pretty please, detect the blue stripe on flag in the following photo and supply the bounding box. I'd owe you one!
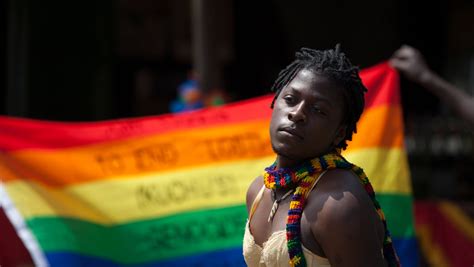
[393,237,419,267]
[45,247,245,267]
[46,239,417,267]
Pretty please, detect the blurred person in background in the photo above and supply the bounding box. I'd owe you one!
[170,70,204,113]
[390,45,474,126]
[170,70,230,113]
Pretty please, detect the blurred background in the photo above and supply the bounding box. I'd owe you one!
[1,0,473,266]
[2,0,473,199]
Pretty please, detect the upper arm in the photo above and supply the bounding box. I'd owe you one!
[246,176,263,215]
[310,170,386,267]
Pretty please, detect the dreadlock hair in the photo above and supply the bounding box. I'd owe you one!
[270,44,367,150]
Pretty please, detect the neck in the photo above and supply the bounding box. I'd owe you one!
[276,149,336,169]
[275,155,303,169]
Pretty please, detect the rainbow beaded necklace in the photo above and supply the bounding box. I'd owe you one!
[263,153,400,267]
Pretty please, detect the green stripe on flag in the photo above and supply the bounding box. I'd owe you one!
[378,193,416,238]
[28,205,248,264]
[26,194,414,264]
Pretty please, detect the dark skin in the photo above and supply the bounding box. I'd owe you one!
[390,45,474,126]
[246,69,386,266]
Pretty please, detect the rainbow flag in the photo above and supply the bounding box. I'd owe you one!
[0,62,417,267]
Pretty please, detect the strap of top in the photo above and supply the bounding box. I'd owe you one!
[249,185,266,221]
[305,170,328,198]
[248,170,329,221]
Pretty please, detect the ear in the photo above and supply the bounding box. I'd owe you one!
[333,125,347,147]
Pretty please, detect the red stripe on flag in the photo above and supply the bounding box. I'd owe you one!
[0,96,273,151]
[360,62,400,109]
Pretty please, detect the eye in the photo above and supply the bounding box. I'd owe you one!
[283,95,295,104]
[312,106,326,115]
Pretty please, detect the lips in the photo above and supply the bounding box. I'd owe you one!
[278,126,304,140]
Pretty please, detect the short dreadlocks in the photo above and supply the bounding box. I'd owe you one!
[270,44,367,150]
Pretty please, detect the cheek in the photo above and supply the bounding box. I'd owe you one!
[307,122,337,146]
[269,116,279,141]
[270,108,284,131]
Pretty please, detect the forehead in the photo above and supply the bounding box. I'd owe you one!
[283,69,344,103]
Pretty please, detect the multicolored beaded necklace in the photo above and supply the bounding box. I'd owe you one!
[263,153,400,267]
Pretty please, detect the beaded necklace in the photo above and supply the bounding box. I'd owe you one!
[263,153,400,267]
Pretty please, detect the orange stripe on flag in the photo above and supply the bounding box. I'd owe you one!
[1,105,404,187]
[346,105,404,151]
[0,120,272,187]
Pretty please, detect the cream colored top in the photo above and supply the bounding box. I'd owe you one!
[243,171,331,267]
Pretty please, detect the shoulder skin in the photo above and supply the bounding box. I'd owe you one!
[305,169,387,267]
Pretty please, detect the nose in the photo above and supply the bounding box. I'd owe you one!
[288,102,306,123]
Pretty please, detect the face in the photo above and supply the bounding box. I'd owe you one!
[270,69,346,167]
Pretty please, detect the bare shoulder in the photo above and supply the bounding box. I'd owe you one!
[305,169,386,266]
[307,169,374,222]
[246,175,264,214]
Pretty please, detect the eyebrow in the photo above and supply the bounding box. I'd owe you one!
[287,87,334,107]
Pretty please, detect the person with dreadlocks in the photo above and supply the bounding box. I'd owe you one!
[243,45,400,267]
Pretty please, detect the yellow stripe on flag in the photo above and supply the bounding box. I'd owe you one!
[5,157,274,224]
[344,147,412,194]
[7,147,411,225]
